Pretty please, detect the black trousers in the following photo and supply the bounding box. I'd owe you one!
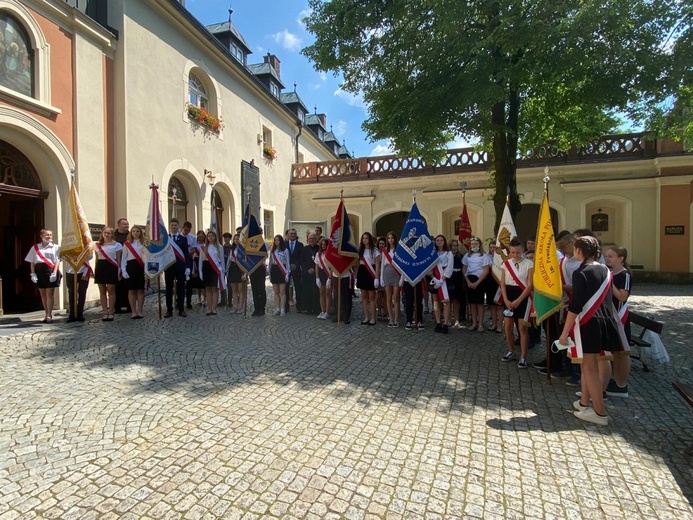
[404,282,423,323]
[165,266,186,313]
[335,276,352,321]
[114,277,131,312]
[301,275,320,314]
[66,273,89,318]
[250,268,266,314]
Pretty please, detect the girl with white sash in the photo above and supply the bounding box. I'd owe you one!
[500,239,534,368]
[603,245,633,398]
[379,232,403,327]
[226,233,246,315]
[121,225,146,319]
[356,232,381,325]
[187,230,206,308]
[200,230,226,316]
[462,237,491,332]
[25,229,61,323]
[94,226,123,321]
[269,234,291,316]
[430,235,454,334]
[558,236,629,426]
[314,237,332,319]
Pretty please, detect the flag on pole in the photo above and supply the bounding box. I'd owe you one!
[142,183,175,279]
[236,203,268,275]
[324,200,359,276]
[458,201,472,249]
[532,191,562,324]
[393,202,438,285]
[61,181,92,271]
[492,201,518,285]
[210,188,219,235]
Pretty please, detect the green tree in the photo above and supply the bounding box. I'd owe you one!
[303,0,682,229]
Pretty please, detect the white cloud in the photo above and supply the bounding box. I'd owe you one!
[270,29,303,52]
[308,83,322,90]
[297,7,313,26]
[319,71,327,82]
[370,143,394,156]
[334,120,347,137]
[334,88,367,110]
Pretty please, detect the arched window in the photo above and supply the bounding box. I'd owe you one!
[188,72,208,110]
[0,12,34,98]
[168,177,188,223]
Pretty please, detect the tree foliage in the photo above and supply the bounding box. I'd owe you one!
[303,0,684,229]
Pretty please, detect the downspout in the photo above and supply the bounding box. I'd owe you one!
[295,120,303,164]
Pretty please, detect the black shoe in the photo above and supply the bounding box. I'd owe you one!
[257,311,265,316]
[164,311,173,318]
[533,359,548,369]
[434,323,442,333]
[179,311,187,317]
[442,324,448,334]
[66,317,77,323]
[186,303,192,310]
[344,319,351,324]
[77,317,86,322]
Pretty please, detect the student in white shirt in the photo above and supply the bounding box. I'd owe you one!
[25,229,61,323]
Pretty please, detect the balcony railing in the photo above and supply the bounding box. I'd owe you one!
[292,132,684,183]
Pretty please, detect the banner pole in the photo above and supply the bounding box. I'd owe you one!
[73,269,78,319]
[413,282,418,332]
[157,275,162,320]
[337,274,342,324]
[543,167,552,382]
[244,275,249,318]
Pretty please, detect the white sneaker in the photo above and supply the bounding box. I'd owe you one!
[317,313,323,319]
[573,400,589,412]
[574,408,608,426]
[468,324,477,331]
[273,309,281,316]
[280,309,286,316]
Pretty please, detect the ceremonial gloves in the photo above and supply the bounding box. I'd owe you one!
[31,273,38,283]
[374,279,380,289]
[122,269,130,280]
[316,279,321,288]
[185,268,191,280]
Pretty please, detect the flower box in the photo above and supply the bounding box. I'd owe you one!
[263,145,277,160]
[186,103,223,132]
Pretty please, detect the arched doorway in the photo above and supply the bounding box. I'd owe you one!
[515,203,559,244]
[0,140,47,312]
[375,211,408,238]
[168,176,189,224]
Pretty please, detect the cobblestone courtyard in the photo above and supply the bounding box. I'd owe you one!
[1,284,692,519]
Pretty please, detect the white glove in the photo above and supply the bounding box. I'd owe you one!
[31,273,38,283]
[398,277,404,287]
[285,274,290,283]
[122,269,130,280]
[374,279,380,289]
[316,279,321,288]
[185,268,191,281]
[49,273,57,283]
[242,273,247,281]
[326,278,332,289]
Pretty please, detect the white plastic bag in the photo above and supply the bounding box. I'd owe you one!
[641,329,670,365]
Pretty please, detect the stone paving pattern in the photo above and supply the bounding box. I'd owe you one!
[0,283,692,519]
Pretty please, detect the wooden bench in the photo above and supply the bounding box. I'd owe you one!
[672,381,693,454]
[628,311,664,372]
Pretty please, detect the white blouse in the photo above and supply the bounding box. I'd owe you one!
[269,248,291,274]
[96,242,122,262]
[435,250,454,279]
[121,240,144,269]
[502,258,533,287]
[462,253,491,277]
[360,247,380,267]
[200,243,225,275]
[25,242,61,266]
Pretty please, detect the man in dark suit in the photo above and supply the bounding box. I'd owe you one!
[250,227,268,316]
[285,228,304,312]
[164,218,191,317]
[113,217,131,314]
[300,232,320,315]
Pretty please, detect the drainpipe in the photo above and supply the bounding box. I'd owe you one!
[295,120,303,164]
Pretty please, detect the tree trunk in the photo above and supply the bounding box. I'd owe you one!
[491,90,521,235]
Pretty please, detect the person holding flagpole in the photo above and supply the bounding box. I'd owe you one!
[164,218,191,318]
[121,225,146,319]
[356,232,381,325]
[269,234,291,316]
[200,230,225,316]
[500,239,534,368]
[25,229,61,323]
[94,227,122,322]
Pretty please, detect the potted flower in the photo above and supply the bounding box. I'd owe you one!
[263,145,277,160]
[186,103,224,133]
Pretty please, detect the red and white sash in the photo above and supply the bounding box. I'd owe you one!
[272,250,288,278]
[504,259,533,323]
[124,242,144,267]
[34,244,56,270]
[96,243,120,273]
[360,250,377,280]
[432,265,449,302]
[317,252,329,274]
[559,257,573,322]
[203,246,227,291]
[381,249,401,275]
[170,239,186,264]
[618,302,629,326]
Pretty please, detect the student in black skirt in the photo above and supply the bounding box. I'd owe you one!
[226,233,246,315]
[485,242,504,333]
[187,230,206,308]
[121,225,146,319]
[314,237,332,319]
[94,227,123,321]
[200,230,225,316]
[500,240,534,368]
[269,235,291,316]
[448,239,466,328]
[558,236,628,426]
[356,232,380,325]
[25,229,61,323]
[462,237,491,331]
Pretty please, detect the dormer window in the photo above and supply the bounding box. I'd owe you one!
[269,82,280,98]
[188,72,208,109]
[297,109,305,123]
[230,42,245,65]
[318,128,324,140]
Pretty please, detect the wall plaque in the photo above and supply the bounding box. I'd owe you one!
[664,226,685,235]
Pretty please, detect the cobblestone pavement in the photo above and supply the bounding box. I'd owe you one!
[0,283,692,519]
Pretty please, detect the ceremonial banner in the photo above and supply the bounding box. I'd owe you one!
[492,202,518,284]
[236,204,268,275]
[532,191,562,324]
[324,200,359,276]
[458,202,472,249]
[210,188,219,235]
[143,184,175,279]
[61,182,93,270]
[392,202,438,285]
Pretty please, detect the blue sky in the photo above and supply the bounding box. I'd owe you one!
[184,0,392,158]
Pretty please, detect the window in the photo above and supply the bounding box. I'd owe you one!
[318,128,324,140]
[269,82,280,98]
[262,126,272,147]
[0,12,34,98]
[168,177,188,223]
[188,72,208,109]
[230,43,245,65]
[297,109,305,124]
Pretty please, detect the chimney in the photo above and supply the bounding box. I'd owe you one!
[317,113,327,128]
[264,53,281,78]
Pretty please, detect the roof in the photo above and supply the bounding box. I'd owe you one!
[305,113,326,130]
[206,21,252,54]
[248,63,285,89]
[280,92,308,113]
[323,131,339,143]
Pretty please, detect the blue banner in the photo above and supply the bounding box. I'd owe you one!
[236,204,267,275]
[392,202,438,285]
